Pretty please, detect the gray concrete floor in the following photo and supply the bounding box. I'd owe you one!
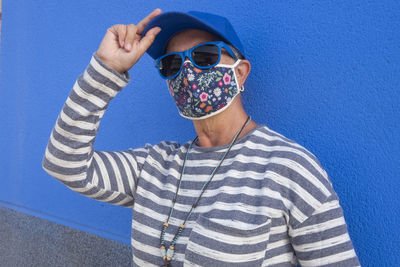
[0,206,132,267]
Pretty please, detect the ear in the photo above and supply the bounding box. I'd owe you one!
[235,59,251,88]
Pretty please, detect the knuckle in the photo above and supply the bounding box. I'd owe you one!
[107,24,117,31]
[129,24,137,32]
[126,25,137,40]
[120,25,127,34]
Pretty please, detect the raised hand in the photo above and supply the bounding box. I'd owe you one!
[95,8,162,74]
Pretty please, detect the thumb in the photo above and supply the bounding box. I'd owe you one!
[138,27,162,55]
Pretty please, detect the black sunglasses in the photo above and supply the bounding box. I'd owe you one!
[155,41,237,79]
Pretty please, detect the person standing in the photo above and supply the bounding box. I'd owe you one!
[43,9,360,266]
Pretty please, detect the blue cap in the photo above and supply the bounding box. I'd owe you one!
[142,11,245,59]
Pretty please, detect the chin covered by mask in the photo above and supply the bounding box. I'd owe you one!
[167,60,243,120]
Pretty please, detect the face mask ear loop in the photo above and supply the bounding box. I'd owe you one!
[232,60,245,92]
[232,59,242,68]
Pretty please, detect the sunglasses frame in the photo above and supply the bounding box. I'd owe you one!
[155,41,237,79]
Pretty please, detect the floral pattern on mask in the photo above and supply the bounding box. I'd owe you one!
[167,61,239,119]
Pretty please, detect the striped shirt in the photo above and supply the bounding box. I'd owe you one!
[42,54,361,266]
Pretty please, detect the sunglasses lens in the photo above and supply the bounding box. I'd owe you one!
[191,44,220,67]
[159,54,182,78]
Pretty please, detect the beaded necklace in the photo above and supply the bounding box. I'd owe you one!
[159,116,251,267]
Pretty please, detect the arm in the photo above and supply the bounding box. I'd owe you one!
[289,193,361,266]
[42,9,162,207]
[43,54,141,207]
[272,141,362,266]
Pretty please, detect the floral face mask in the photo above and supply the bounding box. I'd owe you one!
[167,60,242,120]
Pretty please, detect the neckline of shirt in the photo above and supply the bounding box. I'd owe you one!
[190,124,266,153]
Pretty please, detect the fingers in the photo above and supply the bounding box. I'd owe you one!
[108,24,127,48]
[123,24,138,51]
[106,8,162,55]
[138,26,162,55]
[136,8,162,34]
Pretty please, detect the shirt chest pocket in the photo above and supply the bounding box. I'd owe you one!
[184,215,271,266]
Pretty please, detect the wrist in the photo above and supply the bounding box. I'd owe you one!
[92,53,131,86]
[95,51,125,74]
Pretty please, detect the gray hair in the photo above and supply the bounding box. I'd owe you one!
[227,44,245,59]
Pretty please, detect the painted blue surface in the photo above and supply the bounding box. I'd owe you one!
[0,0,399,265]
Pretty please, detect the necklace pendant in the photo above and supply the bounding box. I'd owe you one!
[161,258,172,267]
[167,247,175,259]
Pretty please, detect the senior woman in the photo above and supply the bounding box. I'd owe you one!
[42,9,360,267]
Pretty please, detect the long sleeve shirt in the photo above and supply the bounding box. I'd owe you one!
[42,54,361,266]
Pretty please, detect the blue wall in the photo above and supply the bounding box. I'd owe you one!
[1,0,399,265]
